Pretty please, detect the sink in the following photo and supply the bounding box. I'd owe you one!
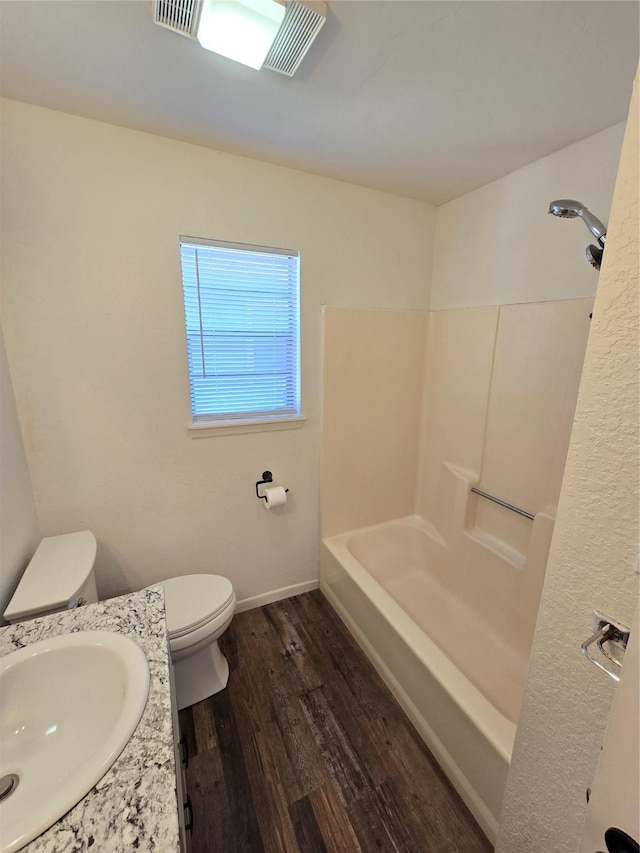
[0,631,150,853]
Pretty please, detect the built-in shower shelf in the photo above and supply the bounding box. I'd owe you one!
[464,529,526,569]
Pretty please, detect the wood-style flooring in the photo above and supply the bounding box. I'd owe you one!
[178,590,492,853]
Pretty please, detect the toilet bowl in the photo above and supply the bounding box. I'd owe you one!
[3,532,237,711]
[162,574,237,710]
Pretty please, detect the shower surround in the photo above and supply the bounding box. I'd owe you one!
[319,301,592,842]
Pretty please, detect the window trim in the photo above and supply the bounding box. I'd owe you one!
[187,413,306,438]
[179,235,302,434]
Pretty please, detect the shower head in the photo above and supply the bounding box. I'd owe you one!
[549,199,582,218]
[548,199,607,247]
[585,244,604,271]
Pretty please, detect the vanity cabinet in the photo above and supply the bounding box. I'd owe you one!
[169,659,192,853]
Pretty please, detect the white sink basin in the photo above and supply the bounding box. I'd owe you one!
[0,631,150,853]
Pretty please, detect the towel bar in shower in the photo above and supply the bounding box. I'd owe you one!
[470,488,535,520]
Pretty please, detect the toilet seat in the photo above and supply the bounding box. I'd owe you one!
[162,574,234,640]
[169,595,236,658]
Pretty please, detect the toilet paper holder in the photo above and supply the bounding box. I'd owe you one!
[255,471,289,502]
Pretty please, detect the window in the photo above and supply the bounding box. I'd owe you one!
[179,236,300,428]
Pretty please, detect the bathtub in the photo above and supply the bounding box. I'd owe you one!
[320,515,520,845]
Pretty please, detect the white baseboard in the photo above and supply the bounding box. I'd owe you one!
[235,578,319,613]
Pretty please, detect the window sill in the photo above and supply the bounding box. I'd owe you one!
[187,415,306,438]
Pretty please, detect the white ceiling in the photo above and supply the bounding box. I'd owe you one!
[0,0,638,204]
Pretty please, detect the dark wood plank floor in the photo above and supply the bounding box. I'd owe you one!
[179,590,492,853]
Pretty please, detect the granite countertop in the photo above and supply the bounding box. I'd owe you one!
[0,587,181,853]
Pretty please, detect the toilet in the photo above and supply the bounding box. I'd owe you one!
[3,531,237,710]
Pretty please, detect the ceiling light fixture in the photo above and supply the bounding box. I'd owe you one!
[197,0,285,70]
[153,0,327,76]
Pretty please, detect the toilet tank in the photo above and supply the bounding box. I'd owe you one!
[3,531,98,624]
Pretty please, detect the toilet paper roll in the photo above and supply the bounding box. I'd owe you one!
[263,485,287,509]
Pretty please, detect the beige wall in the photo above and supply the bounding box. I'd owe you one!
[1,96,624,610]
[321,307,427,537]
[497,71,639,853]
[431,123,625,310]
[0,98,436,604]
[0,326,40,619]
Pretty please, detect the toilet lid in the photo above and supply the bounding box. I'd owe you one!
[162,574,234,639]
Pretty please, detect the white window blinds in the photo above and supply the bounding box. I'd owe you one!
[179,237,300,423]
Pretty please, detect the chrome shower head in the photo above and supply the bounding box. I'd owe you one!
[549,199,582,219]
[548,199,607,247]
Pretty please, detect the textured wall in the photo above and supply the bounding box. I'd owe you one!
[431,123,624,310]
[496,70,639,853]
[0,99,436,605]
[0,326,40,620]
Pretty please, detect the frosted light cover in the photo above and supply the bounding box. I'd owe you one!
[197,0,286,69]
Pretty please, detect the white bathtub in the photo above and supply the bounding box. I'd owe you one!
[320,515,519,845]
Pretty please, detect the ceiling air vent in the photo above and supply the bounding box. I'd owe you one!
[263,0,327,76]
[153,0,201,38]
